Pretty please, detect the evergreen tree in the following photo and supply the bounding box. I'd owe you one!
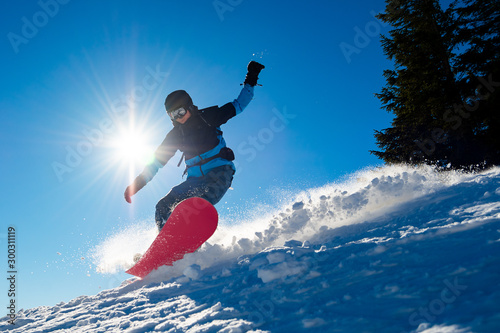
[452,0,500,166]
[372,0,459,166]
[372,0,500,169]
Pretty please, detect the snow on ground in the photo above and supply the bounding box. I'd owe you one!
[2,164,500,332]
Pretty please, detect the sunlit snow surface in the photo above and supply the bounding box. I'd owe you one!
[2,165,500,332]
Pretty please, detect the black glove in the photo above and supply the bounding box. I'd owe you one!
[244,61,265,86]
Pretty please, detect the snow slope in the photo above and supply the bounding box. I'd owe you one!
[2,165,500,333]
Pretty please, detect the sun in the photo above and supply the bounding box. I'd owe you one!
[110,128,155,167]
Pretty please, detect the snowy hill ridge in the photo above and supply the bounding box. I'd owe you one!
[2,165,500,333]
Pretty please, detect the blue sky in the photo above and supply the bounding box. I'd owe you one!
[0,0,401,309]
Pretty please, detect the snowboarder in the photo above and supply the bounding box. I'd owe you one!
[124,61,265,231]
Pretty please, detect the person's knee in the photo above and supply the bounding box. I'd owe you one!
[202,168,233,205]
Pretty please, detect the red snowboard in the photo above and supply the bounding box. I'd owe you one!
[126,197,218,278]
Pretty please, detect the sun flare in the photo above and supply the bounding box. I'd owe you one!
[111,129,155,166]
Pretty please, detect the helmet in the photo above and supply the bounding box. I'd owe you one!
[164,90,193,113]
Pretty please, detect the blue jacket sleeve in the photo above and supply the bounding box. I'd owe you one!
[141,158,164,182]
[232,84,254,115]
[140,129,179,182]
[199,84,255,127]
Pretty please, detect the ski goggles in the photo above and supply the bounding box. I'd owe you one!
[168,106,188,120]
